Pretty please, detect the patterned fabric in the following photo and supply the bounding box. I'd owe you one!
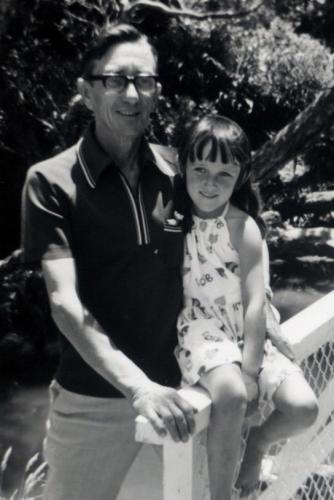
[176,203,301,401]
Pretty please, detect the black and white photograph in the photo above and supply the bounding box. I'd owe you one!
[0,1,333,499]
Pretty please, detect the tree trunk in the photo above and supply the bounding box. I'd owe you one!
[251,87,334,183]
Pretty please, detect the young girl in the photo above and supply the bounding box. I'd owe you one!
[174,115,318,500]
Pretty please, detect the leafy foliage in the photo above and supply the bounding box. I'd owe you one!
[275,0,334,50]
[0,252,58,386]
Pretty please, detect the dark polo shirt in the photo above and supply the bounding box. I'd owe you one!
[21,125,184,397]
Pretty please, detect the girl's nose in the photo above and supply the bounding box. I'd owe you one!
[204,175,217,189]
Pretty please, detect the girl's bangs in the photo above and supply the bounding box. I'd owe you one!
[189,134,234,164]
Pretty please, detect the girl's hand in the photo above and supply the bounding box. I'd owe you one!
[266,299,296,362]
[242,371,259,416]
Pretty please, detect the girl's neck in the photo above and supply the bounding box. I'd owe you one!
[193,201,230,220]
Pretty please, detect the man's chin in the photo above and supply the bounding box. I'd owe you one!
[119,120,150,136]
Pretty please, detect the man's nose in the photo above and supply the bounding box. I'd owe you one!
[123,81,140,102]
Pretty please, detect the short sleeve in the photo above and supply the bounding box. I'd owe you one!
[21,167,73,263]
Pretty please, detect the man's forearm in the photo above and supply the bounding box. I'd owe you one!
[51,291,152,399]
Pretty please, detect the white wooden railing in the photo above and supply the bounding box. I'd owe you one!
[135,291,334,500]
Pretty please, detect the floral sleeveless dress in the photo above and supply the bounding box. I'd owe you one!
[176,203,301,402]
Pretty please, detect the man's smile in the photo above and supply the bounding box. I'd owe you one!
[117,109,140,116]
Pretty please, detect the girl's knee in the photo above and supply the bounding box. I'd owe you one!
[283,396,319,429]
[299,398,319,428]
[274,375,319,429]
[201,364,248,416]
[213,381,247,416]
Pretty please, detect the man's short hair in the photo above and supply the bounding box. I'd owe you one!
[81,23,158,78]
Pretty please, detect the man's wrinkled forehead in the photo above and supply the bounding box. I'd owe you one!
[91,39,158,74]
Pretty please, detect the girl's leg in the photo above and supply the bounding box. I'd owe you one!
[236,373,318,493]
[200,364,247,500]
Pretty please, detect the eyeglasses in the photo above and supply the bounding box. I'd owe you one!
[86,73,159,92]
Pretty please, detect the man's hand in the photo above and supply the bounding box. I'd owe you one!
[242,371,259,417]
[131,382,197,442]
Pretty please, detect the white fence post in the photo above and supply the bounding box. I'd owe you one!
[135,386,211,500]
[162,432,208,500]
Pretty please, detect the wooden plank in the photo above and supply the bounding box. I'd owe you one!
[162,433,208,500]
[281,291,334,361]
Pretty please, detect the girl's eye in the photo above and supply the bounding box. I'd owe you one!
[194,167,206,175]
[218,172,231,178]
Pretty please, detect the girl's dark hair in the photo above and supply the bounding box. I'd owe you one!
[175,115,266,236]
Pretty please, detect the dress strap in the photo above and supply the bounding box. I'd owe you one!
[222,202,230,218]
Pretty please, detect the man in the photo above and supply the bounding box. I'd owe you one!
[21,23,195,500]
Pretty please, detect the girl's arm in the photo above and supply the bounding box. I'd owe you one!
[238,216,266,377]
[231,213,266,380]
[262,240,296,361]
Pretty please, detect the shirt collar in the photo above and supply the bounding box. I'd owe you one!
[77,124,112,189]
[77,123,177,189]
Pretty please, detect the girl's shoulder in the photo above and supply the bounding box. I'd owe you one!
[226,203,248,224]
[227,204,262,250]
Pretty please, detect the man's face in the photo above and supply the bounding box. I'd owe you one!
[80,40,160,140]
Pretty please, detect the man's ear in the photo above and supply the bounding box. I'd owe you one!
[150,81,162,116]
[176,153,183,176]
[77,77,94,111]
[153,82,162,107]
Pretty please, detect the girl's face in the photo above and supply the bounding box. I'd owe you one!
[185,148,241,219]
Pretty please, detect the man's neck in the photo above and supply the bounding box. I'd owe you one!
[95,125,144,190]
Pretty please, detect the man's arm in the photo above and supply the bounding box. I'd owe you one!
[42,257,196,442]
